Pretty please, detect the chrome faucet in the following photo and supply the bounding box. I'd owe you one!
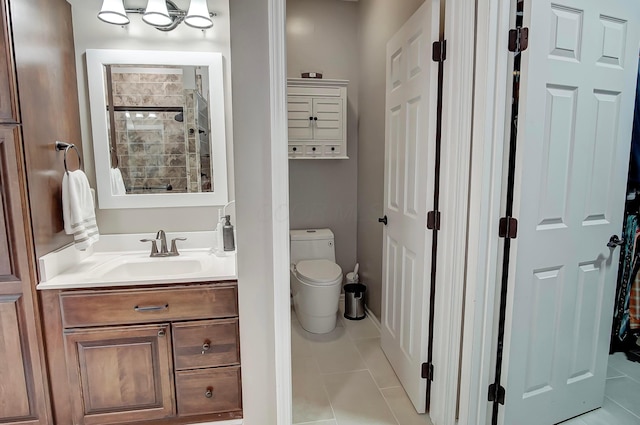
[140,230,187,257]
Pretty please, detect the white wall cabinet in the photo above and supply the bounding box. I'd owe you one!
[287,78,348,159]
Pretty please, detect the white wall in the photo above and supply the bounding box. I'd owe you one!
[286,0,359,274]
[356,0,425,317]
[67,0,234,234]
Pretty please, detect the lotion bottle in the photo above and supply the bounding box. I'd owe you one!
[223,215,235,251]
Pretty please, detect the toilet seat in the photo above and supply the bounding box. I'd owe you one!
[295,259,342,286]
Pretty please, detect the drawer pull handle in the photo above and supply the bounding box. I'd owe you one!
[134,304,169,312]
[205,387,214,398]
[158,329,166,337]
[202,340,211,354]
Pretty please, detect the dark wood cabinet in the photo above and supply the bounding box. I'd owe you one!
[51,283,243,425]
[0,127,50,425]
[0,0,17,124]
[64,324,175,425]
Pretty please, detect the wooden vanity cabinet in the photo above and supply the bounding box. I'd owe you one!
[55,283,242,425]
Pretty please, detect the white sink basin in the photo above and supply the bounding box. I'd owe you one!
[97,257,204,280]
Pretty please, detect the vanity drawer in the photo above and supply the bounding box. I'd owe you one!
[173,319,240,370]
[175,367,242,417]
[60,285,238,328]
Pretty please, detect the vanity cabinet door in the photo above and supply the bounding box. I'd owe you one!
[63,324,175,425]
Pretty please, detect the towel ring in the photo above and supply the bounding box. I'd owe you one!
[55,141,82,174]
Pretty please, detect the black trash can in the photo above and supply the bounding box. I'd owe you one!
[344,283,366,320]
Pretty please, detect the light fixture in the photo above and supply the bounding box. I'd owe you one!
[98,0,130,26]
[142,0,172,27]
[185,0,213,29]
[97,0,216,32]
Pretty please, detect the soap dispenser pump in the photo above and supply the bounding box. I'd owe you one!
[222,215,235,252]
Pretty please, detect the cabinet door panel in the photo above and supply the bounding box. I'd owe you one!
[313,98,343,141]
[0,0,17,124]
[64,324,174,425]
[0,295,32,420]
[0,127,48,425]
[288,97,314,140]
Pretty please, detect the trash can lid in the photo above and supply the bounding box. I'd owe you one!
[344,283,366,292]
[296,259,342,285]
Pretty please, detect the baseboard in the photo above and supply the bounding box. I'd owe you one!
[365,305,381,330]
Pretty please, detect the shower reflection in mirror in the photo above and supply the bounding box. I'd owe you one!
[104,64,212,195]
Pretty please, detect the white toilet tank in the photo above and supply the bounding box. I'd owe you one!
[290,229,336,264]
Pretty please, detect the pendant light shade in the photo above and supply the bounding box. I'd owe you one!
[143,0,173,27]
[97,0,130,26]
[185,0,213,29]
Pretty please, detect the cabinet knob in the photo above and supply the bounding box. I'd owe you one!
[292,147,297,152]
[205,387,214,398]
[309,117,313,121]
[331,147,335,151]
[312,147,316,152]
[201,340,211,354]
[313,117,318,121]
[158,329,166,337]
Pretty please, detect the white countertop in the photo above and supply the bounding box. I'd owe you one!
[37,231,237,290]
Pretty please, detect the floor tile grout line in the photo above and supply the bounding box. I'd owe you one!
[318,366,339,425]
[372,369,402,425]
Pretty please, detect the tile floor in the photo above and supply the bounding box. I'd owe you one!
[292,304,640,425]
[291,303,433,425]
[562,352,640,424]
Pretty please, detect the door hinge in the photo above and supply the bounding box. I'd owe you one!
[427,211,441,230]
[508,27,529,53]
[488,383,505,404]
[498,217,518,239]
[432,40,447,62]
[421,362,434,381]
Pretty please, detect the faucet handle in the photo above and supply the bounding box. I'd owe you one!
[140,239,159,256]
[170,237,187,256]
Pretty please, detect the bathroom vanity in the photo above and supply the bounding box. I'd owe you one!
[38,234,242,425]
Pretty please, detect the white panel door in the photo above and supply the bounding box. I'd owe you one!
[381,0,440,414]
[501,1,640,424]
[313,98,343,141]
[287,96,313,140]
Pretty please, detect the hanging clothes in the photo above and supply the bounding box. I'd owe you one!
[613,214,638,342]
[627,59,640,191]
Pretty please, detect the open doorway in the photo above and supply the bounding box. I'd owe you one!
[285,0,439,424]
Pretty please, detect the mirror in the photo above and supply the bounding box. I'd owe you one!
[86,49,228,209]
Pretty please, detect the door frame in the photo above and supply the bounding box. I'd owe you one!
[266,0,479,423]
[456,0,512,423]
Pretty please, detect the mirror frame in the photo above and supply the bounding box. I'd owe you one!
[86,49,229,209]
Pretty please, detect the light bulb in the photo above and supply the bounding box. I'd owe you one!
[97,0,130,25]
[143,0,173,27]
[185,0,213,29]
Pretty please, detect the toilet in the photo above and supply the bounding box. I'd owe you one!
[290,229,343,334]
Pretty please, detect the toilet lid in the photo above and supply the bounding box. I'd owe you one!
[296,259,342,285]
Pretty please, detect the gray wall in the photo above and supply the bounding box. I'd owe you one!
[230,0,280,421]
[286,0,359,275]
[356,0,425,318]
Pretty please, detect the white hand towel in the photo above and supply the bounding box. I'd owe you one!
[62,170,99,251]
[110,167,127,195]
